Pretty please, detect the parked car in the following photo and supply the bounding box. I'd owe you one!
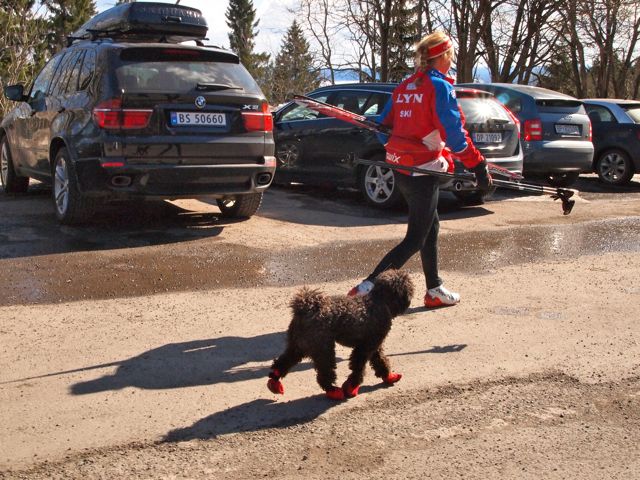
[458,83,593,187]
[0,2,275,224]
[582,99,640,186]
[272,83,523,208]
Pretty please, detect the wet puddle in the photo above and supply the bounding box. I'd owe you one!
[1,217,639,306]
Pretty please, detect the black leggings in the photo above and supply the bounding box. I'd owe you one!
[367,173,442,290]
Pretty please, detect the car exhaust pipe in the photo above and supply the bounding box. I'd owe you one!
[111,175,132,187]
[257,173,272,185]
[454,180,464,191]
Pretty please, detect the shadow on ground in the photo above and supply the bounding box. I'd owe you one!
[68,333,295,394]
[161,343,467,442]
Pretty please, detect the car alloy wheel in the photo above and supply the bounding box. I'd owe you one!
[597,149,633,186]
[1,138,29,193]
[276,142,301,168]
[0,141,8,187]
[54,155,70,216]
[364,165,394,203]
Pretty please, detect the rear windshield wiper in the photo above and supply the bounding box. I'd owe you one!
[196,83,244,92]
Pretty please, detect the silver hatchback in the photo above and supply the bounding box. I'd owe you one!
[458,83,594,187]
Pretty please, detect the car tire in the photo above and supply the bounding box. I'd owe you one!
[546,172,579,187]
[52,147,95,225]
[453,187,496,206]
[1,137,29,194]
[358,155,403,209]
[596,149,634,186]
[276,141,302,168]
[216,192,263,218]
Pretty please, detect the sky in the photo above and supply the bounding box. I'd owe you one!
[95,0,298,56]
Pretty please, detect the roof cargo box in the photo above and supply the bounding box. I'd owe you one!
[68,2,208,45]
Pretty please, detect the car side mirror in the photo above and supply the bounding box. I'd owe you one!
[4,84,25,102]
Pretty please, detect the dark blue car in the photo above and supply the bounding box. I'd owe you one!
[273,83,523,208]
[583,99,640,186]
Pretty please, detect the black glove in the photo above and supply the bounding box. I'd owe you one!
[471,160,493,193]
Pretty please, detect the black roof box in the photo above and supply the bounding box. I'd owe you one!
[68,2,208,46]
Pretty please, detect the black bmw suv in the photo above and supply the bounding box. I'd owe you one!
[1,2,275,224]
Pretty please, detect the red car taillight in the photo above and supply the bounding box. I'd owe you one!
[502,106,521,139]
[242,102,273,132]
[523,119,542,141]
[93,99,153,130]
[588,121,593,141]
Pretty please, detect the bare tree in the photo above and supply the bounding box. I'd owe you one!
[479,0,562,83]
[297,0,345,84]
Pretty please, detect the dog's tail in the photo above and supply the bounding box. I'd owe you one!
[289,287,327,316]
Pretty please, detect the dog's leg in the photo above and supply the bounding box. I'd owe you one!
[309,343,344,400]
[370,347,402,385]
[267,346,304,395]
[343,346,374,397]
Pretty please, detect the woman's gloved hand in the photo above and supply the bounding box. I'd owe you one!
[471,160,493,192]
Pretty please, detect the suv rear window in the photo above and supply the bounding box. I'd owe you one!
[115,48,262,95]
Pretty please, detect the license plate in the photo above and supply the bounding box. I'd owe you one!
[170,112,226,126]
[473,132,502,143]
[555,124,580,135]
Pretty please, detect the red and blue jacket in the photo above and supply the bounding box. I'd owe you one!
[379,68,483,174]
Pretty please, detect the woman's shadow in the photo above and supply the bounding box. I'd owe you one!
[70,332,308,394]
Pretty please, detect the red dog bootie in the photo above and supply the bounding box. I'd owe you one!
[325,386,346,400]
[267,369,284,395]
[342,379,360,398]
[383,372,402,384]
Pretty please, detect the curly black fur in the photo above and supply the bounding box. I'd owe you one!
[271,269,414,392]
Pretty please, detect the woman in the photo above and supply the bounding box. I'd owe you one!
[348,31,492,307]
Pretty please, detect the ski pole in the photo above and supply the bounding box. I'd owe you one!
[351,156,576,215]
[292,94,525,182]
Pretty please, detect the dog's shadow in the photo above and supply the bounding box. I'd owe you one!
[163,395,340,442]
[69,333,306,395]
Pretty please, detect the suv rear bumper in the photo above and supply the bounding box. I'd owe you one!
[75,158,275,198]
[523,140,594,174]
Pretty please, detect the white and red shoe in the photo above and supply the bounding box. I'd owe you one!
[347,280,374,297]
[424,284,460,308]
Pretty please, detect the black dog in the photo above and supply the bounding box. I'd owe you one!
[267,269,414,400]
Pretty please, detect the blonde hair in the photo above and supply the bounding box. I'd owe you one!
[414,31,455,72]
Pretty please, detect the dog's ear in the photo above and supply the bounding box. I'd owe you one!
[370,270,414,315]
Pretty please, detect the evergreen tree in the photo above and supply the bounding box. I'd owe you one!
[42,0,96,53]
[270,20,320,104]
[386,0,416,82]
[225,0,269,81]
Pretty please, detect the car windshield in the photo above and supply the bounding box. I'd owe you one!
[622,105,640,123]
[115,48,262,95]
[458,97,510,123]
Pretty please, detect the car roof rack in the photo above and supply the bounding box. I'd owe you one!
[67,2,208,47]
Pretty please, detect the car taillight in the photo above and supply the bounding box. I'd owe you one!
[588,121,593,141]
[502,106,521,138]
[523,119,542,141]
[93,99,153,130]
[242,102,273,132]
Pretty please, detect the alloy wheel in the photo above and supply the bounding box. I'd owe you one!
[54,156,70,215]
[599,152,628,183]
[364,165,395,204]
[1,141,8,187]
[276,143,300,167]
